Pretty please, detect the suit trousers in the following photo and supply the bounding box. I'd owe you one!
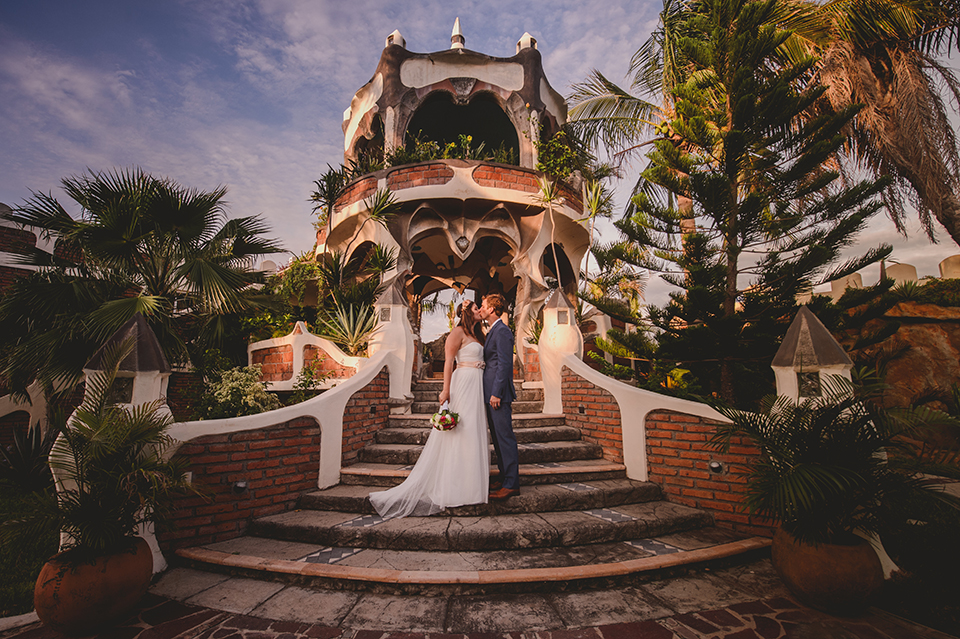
[486,400,518,490]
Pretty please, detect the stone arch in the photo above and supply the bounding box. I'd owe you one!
[402,91,520,161]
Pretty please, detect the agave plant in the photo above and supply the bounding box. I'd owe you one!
[314,302,380,357]
[0,413,62,494]
[711,371,960,546]
[0,338,192,560]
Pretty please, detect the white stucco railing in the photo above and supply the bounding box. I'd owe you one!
[167,349,405,489]
[247,321,363,392]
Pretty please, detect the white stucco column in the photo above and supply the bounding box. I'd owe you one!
[537,291,583,414]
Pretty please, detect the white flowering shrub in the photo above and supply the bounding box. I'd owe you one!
[200,364,281,419]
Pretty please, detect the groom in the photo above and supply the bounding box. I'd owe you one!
[479,292,519,500]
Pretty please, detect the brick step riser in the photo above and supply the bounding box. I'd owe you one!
[247,509,713,552]
[375,426,581,445]
[176,544,768,597]
[298,484,663,516]
[358,443,604,465]
[412,389,544,403]
[412,401,543,414]
[389,416,566,429]
[339,468,627,487]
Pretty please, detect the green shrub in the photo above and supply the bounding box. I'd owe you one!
[289,357,333,404]
[201,365,281,419]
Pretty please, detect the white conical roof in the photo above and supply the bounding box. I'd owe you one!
[772,306,852,369]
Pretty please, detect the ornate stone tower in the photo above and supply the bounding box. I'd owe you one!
[321,21,589,373]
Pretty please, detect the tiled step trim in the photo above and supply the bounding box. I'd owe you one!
[175,537,771,587]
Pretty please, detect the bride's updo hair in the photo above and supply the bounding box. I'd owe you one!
[458,300,485,345]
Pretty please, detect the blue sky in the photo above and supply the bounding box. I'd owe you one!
[1,0,958,328]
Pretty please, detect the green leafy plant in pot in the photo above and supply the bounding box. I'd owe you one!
[1,338,192,635]
[712,371,960,614]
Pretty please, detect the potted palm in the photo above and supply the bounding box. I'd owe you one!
[712,372,960,613]
[1,338,191,635]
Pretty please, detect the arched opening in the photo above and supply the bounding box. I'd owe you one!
[405,92,519,163]
[351,114,384,168]
[541,244,576,293]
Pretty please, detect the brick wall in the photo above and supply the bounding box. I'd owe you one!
[341,368,390,466]
[386,163,454,190]
[158,416,321,550]
[0,410,30,448]
[251,345,293,382]
[523,346,541,383]
[472,165,540,193]
[0,227,37,254]
[561,366,623,463]
[166,372,205,422]
[646,410,774,537]
[334,177,378,212]
[0,266,30,292]
[557,182,583,211]
[304,345,355,379]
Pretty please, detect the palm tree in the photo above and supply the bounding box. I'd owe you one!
[0,168,283,398]
[795,0,960,243]
[570,0,960,246]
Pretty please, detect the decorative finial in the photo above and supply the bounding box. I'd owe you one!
[516,32,537,54]
[451,18,465,49]
[385,29,406,49]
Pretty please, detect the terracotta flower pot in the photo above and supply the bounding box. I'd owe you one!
[34,537,153,635]
[771,528,883,614]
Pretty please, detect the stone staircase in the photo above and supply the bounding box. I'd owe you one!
[175,378,769,594]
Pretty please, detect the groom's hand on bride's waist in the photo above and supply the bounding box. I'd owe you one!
[490,395,501,409]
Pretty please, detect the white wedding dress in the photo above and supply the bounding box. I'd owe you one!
[369,340,490,518]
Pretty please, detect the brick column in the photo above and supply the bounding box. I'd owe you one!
[561,366,623,463]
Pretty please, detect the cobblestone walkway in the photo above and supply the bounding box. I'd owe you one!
[2,592,950,639]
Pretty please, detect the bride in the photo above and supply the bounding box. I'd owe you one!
[368,299,490,519]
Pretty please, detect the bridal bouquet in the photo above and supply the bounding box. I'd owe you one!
[430,401,459,431]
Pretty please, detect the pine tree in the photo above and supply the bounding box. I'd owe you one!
[599,0,892,403]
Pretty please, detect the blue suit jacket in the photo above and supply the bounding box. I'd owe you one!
[483,320,517,403]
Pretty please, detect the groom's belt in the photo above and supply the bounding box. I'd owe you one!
[457,361,486,369]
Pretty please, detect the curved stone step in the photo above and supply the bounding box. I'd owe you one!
[358,440,603,465]
[299,479,663,515]
[247,501,712,552]
[175,528,770,594]
[412,400,543,414]
[389,413,566,429]
[340,459,627,487]
[413,388,544,403]
[376,425,581,446]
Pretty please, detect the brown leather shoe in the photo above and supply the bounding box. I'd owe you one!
[489,487,520,500]
[489,481,502,492]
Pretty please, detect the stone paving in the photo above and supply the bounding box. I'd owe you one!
[2,558,952,639]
